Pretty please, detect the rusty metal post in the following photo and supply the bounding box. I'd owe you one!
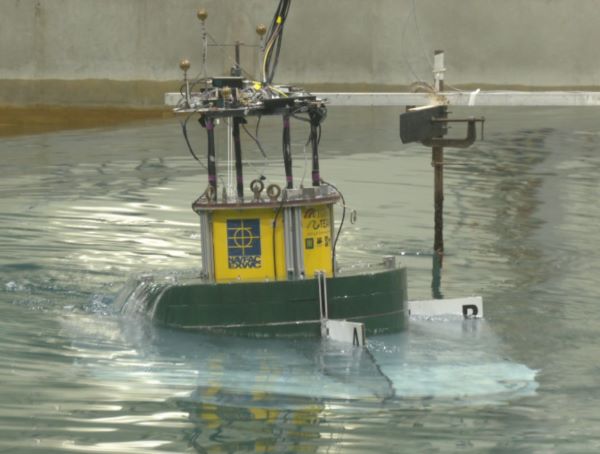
[432,50,445,262]
[399,50,485,297]
[432,143,444,257]
[431,253,444,299]
[430,139,445,299]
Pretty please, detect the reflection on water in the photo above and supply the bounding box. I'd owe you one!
[40,312,533,453]
[1,107,600,452]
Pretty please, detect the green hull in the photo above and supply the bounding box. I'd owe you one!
[117,267,408,338]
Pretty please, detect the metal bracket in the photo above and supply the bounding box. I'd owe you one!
[421,117,485,148]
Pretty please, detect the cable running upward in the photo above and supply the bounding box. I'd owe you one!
[262,0,292,84]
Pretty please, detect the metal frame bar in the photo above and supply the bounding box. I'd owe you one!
[282,206,305,280]
[199,212,214,281]
[166,91,600,108]
[313,91,600,107]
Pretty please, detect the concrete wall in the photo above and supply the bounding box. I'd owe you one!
[2,0,599,105]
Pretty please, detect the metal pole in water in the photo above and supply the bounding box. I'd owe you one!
[432,143,444,257]
[397,49,483,298]
[432,50,445,261]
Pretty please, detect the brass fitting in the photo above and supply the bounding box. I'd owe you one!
[179,59,191,72]
[221,86,232,99]
[256,24,267,37]
[197,8,208,21]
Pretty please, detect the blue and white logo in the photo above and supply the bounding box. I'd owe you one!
[227,219,262,269]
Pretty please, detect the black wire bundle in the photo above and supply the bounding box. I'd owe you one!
[263,0,292,84]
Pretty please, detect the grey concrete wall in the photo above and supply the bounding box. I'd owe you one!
[2,0,600,105]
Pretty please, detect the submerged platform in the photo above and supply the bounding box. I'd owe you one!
[115,266,408,338]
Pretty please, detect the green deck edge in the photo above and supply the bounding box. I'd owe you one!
[139,267,408,338]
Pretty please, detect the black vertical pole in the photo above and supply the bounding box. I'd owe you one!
[206,117,217,201]
[433,51,445,261]
[432,136,444,298]
[431,253,444,299]
[432,143,444,258]
[309,114,320,187]
[232,117,244,200]
[431,141,445,298]
[431,86,446,298]
[282,114,293,189]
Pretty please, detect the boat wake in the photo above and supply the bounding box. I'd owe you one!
[62,304,537,412]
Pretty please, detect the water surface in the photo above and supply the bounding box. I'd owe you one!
[1,107,600,452]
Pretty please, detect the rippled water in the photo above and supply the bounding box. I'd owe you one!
[1,107,600,452]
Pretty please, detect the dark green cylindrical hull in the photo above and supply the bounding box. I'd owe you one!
[120,267,408,338]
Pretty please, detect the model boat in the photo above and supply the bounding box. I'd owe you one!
[115,1,409,338]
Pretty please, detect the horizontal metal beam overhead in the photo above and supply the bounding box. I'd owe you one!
[164,91,600,108]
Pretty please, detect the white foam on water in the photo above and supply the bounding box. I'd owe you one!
[369,318,538,403]
[61,311,537,410]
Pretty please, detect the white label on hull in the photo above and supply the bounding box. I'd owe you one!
[325,320,366,347]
